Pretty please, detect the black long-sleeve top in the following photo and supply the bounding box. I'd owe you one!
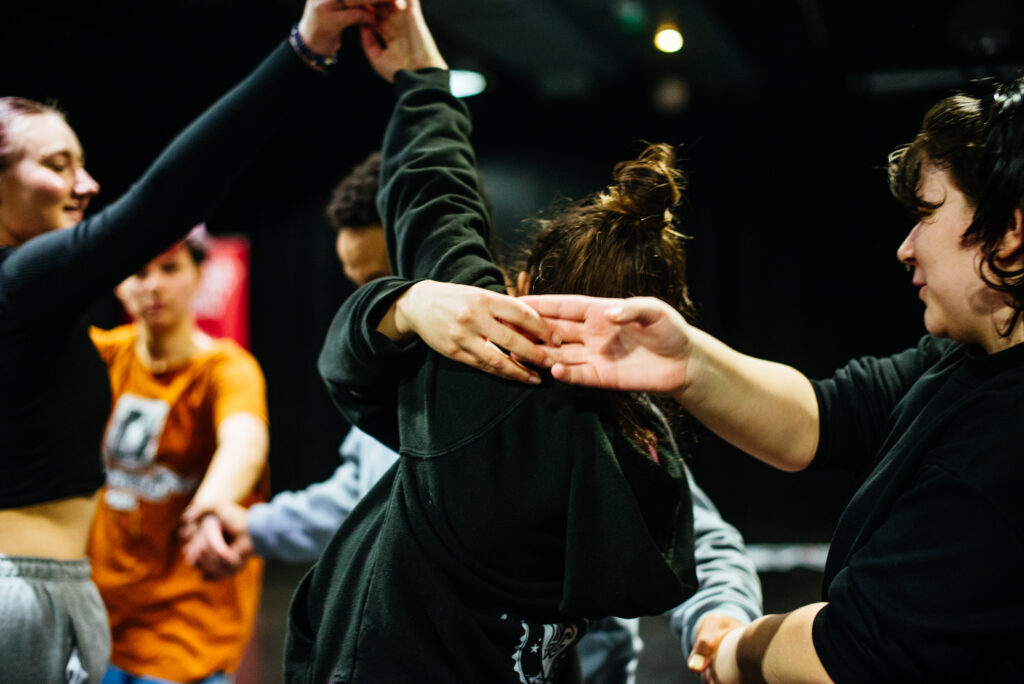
[0,42,322,509]
[286,69,697,683]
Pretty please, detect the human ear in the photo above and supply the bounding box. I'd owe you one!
[113,281,133,312]
[516,271,530,296]
[996,207,1024,264]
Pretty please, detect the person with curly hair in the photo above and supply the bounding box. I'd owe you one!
[524,79,1024,682]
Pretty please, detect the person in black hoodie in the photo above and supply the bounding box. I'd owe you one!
[285,2,703,682]
[523,81,1024,681]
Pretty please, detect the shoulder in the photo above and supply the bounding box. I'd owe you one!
[89,323,134,347]
[199,337,262,373]
[191,337,266,405]
[89,324,136,363]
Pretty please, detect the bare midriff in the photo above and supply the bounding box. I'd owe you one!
[0,494,98,559]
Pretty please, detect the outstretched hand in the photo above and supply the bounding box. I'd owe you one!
[359,0,447,82]
[388,280,557,385]
[520,295,693,395]
[297,0,404,58]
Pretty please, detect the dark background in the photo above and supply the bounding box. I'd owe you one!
[3,0,1023,545]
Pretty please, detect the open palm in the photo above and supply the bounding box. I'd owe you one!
[521,295,692,394]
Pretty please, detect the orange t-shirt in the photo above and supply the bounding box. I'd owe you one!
[88,325,269,682]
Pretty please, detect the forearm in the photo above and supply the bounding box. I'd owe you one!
[673,468,761,660]
[191,413,268,508]
[378,69,503,287]
[718,603,832,684]
[247,460,362,561]
[677,327,819,471]
[91,45,321,304]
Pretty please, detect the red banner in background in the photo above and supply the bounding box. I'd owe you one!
[192,229,251,350]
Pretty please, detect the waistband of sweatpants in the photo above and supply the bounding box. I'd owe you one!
[0,555,92,580]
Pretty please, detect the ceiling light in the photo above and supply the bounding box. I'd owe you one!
[450,70,487,98]
[654,24,683,53]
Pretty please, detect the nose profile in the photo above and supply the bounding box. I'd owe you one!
[74,167,100,197]
[896,223,918,268]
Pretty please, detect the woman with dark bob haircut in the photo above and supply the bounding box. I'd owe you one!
[286,2,700,681]
[522,78,1024,681]
[0,2,397,681]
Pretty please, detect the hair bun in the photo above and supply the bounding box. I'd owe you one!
[603,143,686,222]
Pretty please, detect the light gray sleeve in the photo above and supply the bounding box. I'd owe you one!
[669,465,763,654]
[247,428,399,563]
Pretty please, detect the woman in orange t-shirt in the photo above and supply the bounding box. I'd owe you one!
[88,236,269,684]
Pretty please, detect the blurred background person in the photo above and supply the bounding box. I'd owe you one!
[89,235,268,684]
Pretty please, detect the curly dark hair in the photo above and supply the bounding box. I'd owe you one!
[326,151,383,233]
[889,76,1024,335]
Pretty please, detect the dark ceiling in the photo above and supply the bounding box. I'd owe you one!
[423,0,1024,100]
[5,1,1024,110]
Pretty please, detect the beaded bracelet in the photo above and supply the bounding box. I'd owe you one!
[289,23,340,72]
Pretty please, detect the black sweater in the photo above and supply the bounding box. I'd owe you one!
[286,69,698,683]
[0,42,323,509]
[810,335,1024,682]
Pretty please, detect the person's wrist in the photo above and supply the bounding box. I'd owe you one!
[671,329,704,406]
[410,51,448,72]
[393,285,421,337]
[235,532,256,559]
[291,21,340,72]
[713,627,745,683]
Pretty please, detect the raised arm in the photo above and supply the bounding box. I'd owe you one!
[350,0,558,382]
[359,0,497,287]
[0,0,385,323]
[524,295,820,471]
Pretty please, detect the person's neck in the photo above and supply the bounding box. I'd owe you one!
[133,320,202,373]
[979,308,1024,354]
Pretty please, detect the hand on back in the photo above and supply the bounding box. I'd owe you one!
[393,280,556,384]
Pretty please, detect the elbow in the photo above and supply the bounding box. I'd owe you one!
[775,457,813,473]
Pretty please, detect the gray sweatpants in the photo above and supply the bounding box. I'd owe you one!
[0,555,111,683]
